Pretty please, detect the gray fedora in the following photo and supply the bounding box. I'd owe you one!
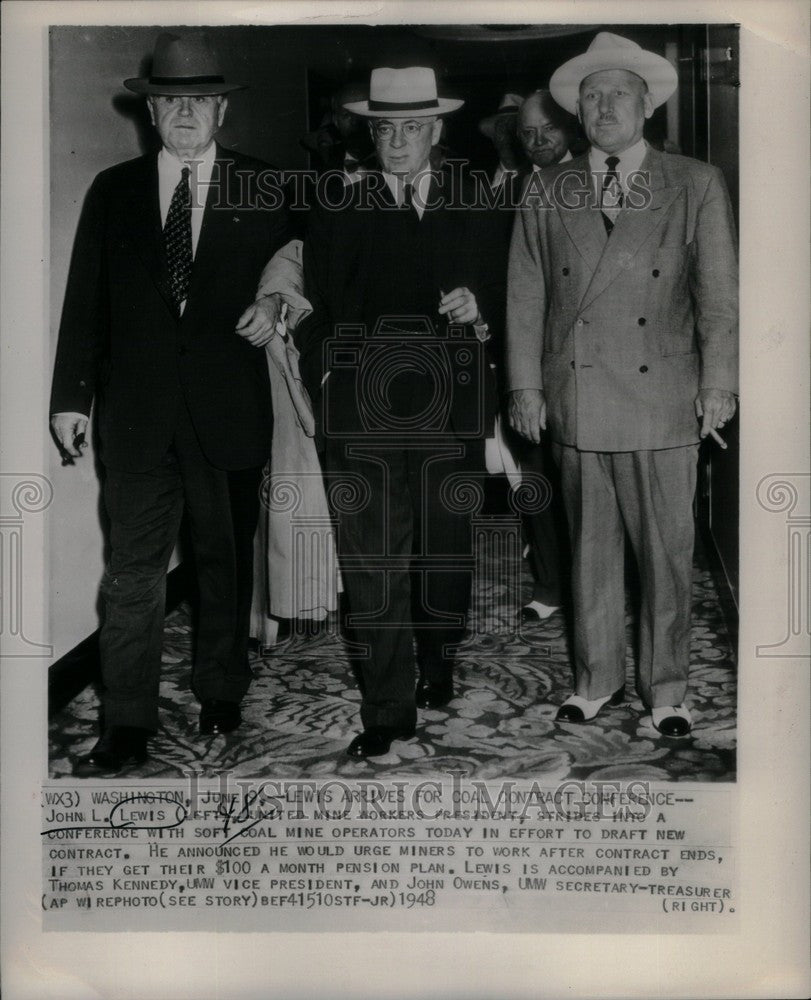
[124,32,245,96]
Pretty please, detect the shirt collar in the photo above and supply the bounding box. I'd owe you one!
[381,166,434,211]
[532,149,573,172]
[158,140,217,179]
[588,137,648,180]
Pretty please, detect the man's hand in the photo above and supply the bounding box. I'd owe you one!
[51,413,88,459]
[439,287,479,326]
[508,389,547,445]
[695,388,737,449]
[235,293,282,347]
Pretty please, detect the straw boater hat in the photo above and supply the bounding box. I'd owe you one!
[343,67,463,118]
[549,32,677,115]
[124,32,245,95]
[478,93,524,138]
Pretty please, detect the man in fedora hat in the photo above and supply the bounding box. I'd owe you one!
[292,66,502,758]
[50,32,290,774]
[506,32,738,737]
[478,93,527,191]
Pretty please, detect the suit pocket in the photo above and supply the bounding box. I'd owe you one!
[651,245,696,356]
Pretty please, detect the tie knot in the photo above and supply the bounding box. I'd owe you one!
[605,156,620,172]
[181,166,191,182]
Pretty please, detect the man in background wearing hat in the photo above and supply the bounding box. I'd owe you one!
[294,67,501,758]
[507,33,738,737]
[50,33,290,774]
[478,93,527,191]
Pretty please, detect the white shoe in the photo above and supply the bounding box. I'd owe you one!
[519,600,560,622]
[556,685,625,723]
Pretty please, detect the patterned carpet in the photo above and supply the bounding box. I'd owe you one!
[49,531,737,782]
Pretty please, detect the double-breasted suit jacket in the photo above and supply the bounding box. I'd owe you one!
[506,147,738,450]
[51,144,290,472]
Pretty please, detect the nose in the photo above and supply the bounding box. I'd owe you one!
[389,128,407,149]
[598,93,613,115]
[177,97,193,116]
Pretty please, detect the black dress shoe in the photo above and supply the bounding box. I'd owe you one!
[346,728,416,759]
[199,700,242,736]
[653,714,692,738]
[73,726,150,777]
[555,684,626,723]
[415,677,454,709]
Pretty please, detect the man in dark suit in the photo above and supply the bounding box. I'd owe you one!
[507,33,738,737]
[294,67,501,758]
[50,33,289,774]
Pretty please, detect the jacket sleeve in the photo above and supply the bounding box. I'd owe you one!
[691,165,739,394]
[505,194,546,393]
[50,174,109,416]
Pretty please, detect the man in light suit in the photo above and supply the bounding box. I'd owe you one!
[50,33,289,774]
[507,33,738,737]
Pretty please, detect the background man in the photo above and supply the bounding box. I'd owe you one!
[478,92,526,190]
[507,33,738,737]
[517,88,579,172]
[50,33,289,774]
[294,67,500,758]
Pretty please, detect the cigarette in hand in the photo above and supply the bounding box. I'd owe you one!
[708,427,727,449]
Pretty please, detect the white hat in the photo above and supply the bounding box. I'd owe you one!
[549,32,678,115]
[479,93,524,137]
[344,67,463,118]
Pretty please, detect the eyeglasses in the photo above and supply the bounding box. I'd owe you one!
[371,120,432,141]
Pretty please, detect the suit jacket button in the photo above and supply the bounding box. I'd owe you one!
[652,269,660,277]
[638,317,647,326]
[570,360,575,369]
[562,267,569,275]
[639,365,648,373]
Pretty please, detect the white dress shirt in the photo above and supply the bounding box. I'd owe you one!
[587,137,647,196]
[382,167,434,218]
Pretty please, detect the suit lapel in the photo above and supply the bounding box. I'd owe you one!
[579,147,682,310]
[552,158,608,276]
[126,153,176,315]
[185,144,233,308]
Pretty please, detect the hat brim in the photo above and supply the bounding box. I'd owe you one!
[549,48,677,115]
[124,78,245,95]
[478,108,519,138]
[343,97,463,118]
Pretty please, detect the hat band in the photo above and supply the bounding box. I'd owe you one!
[368,97,439,111]
[149,74,225,86]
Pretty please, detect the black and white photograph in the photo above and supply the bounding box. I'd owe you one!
[1,1,808,997]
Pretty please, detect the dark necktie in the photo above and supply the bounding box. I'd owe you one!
[601,155,623,235]
[164,166,193,308]
[403,181,419,219]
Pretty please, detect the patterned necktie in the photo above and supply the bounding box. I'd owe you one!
[601,155,623,235]
[164,166,193,308]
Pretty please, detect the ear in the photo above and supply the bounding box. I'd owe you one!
[147,97,157,127]
[431,118,443,145]
[217,96,228,127]
[575,101,582,125]
[643,91,654,120]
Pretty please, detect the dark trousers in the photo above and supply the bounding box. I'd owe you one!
[325,437,479,731]
[553,444,698,708]
[99,405,262,731]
